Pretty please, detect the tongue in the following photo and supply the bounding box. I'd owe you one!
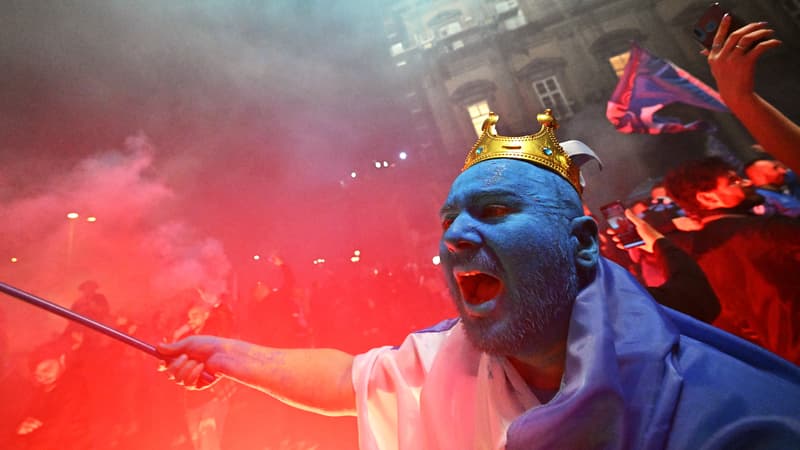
[462,274,501,305]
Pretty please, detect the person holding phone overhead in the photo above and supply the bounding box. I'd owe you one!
[704,9,800,171]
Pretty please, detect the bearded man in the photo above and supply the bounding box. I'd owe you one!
[161,110,800,449]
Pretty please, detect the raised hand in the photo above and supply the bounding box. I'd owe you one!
[706,15,781,110]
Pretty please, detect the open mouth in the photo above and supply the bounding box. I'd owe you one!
[456,271,502,305]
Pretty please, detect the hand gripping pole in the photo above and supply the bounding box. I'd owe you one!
[0,282,215,384]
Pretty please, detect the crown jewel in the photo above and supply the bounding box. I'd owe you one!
[462,109,583,194]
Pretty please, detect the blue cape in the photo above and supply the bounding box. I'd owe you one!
[505,258,800,449]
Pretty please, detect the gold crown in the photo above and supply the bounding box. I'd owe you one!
[462,109,582,194]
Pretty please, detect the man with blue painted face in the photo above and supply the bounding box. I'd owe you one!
[160,110,800,449]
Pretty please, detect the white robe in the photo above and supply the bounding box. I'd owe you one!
[352,321,539,450]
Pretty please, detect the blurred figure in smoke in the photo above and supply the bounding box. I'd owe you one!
[65,280,112,352]
[71,280,111,323]
[243,254,310,348]
[59,280,146,448]
[11,339,90,450]
[62,279,122,447]
[173,289,237,450]
[0,309,34,449]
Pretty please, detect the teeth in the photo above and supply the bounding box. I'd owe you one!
[456,271,480,277]
[455,271,502,305]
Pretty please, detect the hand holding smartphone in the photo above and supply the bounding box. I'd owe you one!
[692,2,745,49]
[600,201,644,249]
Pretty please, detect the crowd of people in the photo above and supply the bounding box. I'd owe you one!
[597,18,800,364]
[3,13,799,450]
[1,257,454,449]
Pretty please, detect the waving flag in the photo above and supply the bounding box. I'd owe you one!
[607,42,728,134]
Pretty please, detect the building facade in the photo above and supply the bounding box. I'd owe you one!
[381,0,800,207]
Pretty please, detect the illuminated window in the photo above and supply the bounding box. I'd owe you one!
[609,51,631,78]
[533,76,572,117]
[467,100,491,136]
[504,10,527,31]
[390,42,404,57]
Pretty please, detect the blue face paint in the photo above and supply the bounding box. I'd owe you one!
[439,159,581,357]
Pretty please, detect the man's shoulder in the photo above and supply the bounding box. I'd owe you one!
[351,318,473,394]
[356,317,463,362]
[716,215,800,246]
[411,317,460,335]
[679,214,799,256]
[710,213,800,229]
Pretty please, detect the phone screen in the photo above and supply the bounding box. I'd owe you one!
[692,2,745,49]
[600,201,644,249]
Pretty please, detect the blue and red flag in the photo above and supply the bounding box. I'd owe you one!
[606,42,728,134]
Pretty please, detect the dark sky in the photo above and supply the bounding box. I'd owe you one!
[0,0,448,344]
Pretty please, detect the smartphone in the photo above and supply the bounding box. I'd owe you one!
[641,200,683,234]
[600,200,644,249]
[692,2,745,49]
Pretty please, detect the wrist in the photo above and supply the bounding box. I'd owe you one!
[722,92,760,116]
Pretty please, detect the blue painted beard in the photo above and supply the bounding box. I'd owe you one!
[446,237,578,357]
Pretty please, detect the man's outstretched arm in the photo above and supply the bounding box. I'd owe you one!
[158,336,356,416]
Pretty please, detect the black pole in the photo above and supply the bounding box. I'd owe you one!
[0,281,215,383]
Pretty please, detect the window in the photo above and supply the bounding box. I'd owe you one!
[533,76,572,117]
[504,10,527,31]
[390,42,404,57]
[495,0,518,15]
[440,21,462,38]
[467,101,491,136]
[417,30,435,47]
[609,51,631,78]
